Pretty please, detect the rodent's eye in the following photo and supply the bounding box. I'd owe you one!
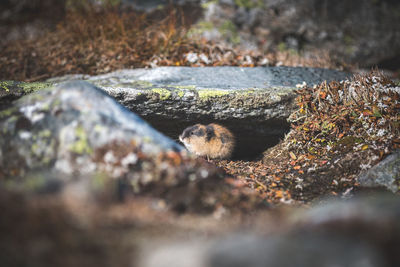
[190,131,194,135]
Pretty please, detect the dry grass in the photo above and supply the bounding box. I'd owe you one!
[0,6,345,82]
[289,70,400,157]
[1,8,192,81]
[217,71,400,204]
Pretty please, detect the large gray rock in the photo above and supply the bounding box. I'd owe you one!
[48,66,350,159]
[78,66,349,121]
[358,150,400,193]
[0,80,182,178]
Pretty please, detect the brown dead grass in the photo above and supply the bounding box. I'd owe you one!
[217,71,400,204]
[0,8,192,81]
[0,6,344,82]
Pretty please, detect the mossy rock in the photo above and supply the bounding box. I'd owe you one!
[0,81,53,110]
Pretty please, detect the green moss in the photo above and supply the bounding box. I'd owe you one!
[128,80,153,88]
[7,116,18,124]
[69,126,93,155]
[337,136,363,147]
[344,35,354,45]
[41,157,52,165]
[20,82,53,93]
[0,81,12,92]
[198,89,230,99]
[22,174,47,191]
[195,21,214,31]
[152,88,171,100]
[91,173,108,191]
[321,121,335,134]
[219,20,241,44]
[99,0,121,7]
[41,102,51,111]
[234,0,264,8]
[172,85,196,90]
[168,85,197,98]
[177,90,185,98]
[278,42,287,52]
[93,80,153,91]
[201,0,218,9]
[238,89,256,95]
[39,129,52,138]
[0,106,17,119]
[31,143,40,154]
[142,136,152,143]
[188,20,215,36]
[94,124,103,132]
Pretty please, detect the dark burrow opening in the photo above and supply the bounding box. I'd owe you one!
[145,116,291,161]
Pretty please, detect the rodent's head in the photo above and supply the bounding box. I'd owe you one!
[179,123,234,159]
[179,124,206,149]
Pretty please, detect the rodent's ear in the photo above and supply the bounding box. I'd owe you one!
[206,125,215,141]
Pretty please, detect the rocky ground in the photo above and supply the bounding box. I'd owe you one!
[0,67,399,266]
[1,1,400,266]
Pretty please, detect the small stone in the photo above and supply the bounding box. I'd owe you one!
[357,150,400,193]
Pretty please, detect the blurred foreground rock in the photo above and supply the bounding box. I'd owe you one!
[0,80,182,178]
[140,195,400,267]
[0,81,261,213]
[0,189,134,267]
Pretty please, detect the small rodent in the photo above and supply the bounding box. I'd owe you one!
[179,123,235,159]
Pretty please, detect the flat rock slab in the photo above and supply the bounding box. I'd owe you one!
[1,67,350,159]
[84,66,349,89]
[47,67,350,121]
[48,67,350,159]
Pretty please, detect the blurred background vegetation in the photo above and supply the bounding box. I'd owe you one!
[1,0,399,81]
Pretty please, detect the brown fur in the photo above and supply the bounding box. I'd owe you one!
[179,123,235,159]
